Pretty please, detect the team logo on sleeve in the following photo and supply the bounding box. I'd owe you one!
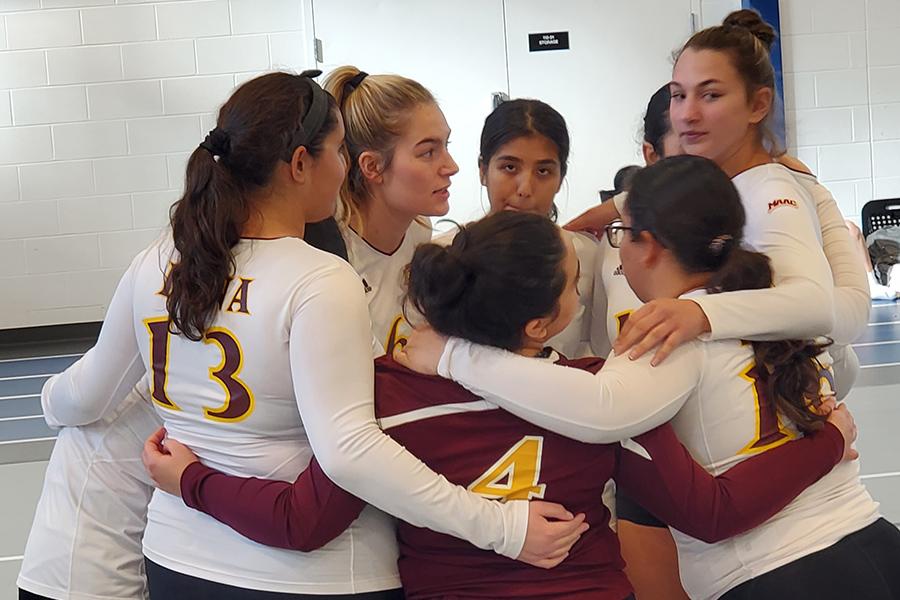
[767,198,798,213]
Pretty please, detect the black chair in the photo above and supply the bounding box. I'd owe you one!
[861,198,900,238]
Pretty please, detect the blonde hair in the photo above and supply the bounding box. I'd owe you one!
[323,66,436,226]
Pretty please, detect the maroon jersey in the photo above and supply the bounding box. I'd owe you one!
[181,354,844,600]
[372,354,844,599]
[375,353,629,599]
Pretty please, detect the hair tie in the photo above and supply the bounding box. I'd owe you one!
[199,127,230,159]
[708,234,734,256]
[346,71,368,92]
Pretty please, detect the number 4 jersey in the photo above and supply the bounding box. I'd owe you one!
[373,353,847,600]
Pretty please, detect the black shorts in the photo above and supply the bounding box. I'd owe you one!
[146,558,404,600]
[19,591,52,600]
[615,488,667,528]
[722,518,900,600]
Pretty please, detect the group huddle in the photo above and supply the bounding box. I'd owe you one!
[17,8,900,600]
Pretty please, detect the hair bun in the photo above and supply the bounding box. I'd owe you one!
[723,9,776,50]
[406,240,471,317]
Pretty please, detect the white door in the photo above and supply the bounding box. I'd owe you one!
[503,0,694,221]
[312,0,509,225]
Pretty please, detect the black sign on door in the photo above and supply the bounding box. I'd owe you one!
[528,31,570,52]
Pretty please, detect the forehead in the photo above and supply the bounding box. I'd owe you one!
[672,47,740,86]
[399,102,449,141]
[330,110,346,137]
[492,134,560,162]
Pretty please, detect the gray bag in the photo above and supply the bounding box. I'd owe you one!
[867,225,900,285]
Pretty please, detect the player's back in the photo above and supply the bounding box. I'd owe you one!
[132,235,398,593]
[374,353,632,600]
[668,328,880,599]
[18,388,160,599]
[131,236,337,474]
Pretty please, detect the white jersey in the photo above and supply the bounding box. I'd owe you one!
[41,234,528,594]
[549,230,601,359]
[692,163,835,342]
[663,301,879,599]
[597,166,864,397]
[18,388,160,600]
[787,169,869,397]
[591,236,640,355]
[344,219,432,356]
[434,287,880,599]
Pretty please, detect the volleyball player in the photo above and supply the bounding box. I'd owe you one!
[39,71,578,599]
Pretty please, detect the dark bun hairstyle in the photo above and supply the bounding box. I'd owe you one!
[406,211,567,352]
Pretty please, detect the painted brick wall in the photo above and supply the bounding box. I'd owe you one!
[781,0,900,225]
[0,0,314,329]
[704,0,900,227]
[2,1,899,329]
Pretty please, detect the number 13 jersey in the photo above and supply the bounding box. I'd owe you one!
[120,236,398,594]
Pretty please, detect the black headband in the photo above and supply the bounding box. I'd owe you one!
[285,69,330,159]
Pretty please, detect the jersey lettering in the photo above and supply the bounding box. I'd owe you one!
[738,361,797,454]
[145,318,255,422]
[224,277,253,315]
[767,198,798,213]
[615,310,633,334]
[468,436,546,501]
[384,314,409,355]
[144,317,180,411]
[202,328,255,422]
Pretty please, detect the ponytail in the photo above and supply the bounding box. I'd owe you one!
[167,71,338,341]
[167,147,246,340]
[707,248,831,432]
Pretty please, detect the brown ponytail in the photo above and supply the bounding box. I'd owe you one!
[708,249,831,432]
[167,72,338,340]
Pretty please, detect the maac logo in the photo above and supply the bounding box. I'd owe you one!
[768,198,798,213]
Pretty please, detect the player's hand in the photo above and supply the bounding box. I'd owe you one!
[392,326,447,376]
[613,298,711,366]
[563,201,619,237]
[517,501,589,569]
[826,403,859,462]
[142,427,200,496]
[809,395,836,416]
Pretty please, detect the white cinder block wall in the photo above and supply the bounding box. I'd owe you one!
[0,0,314,329]
[780,0,900,225]
[707,0,900,227]
[3,1,900,329]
